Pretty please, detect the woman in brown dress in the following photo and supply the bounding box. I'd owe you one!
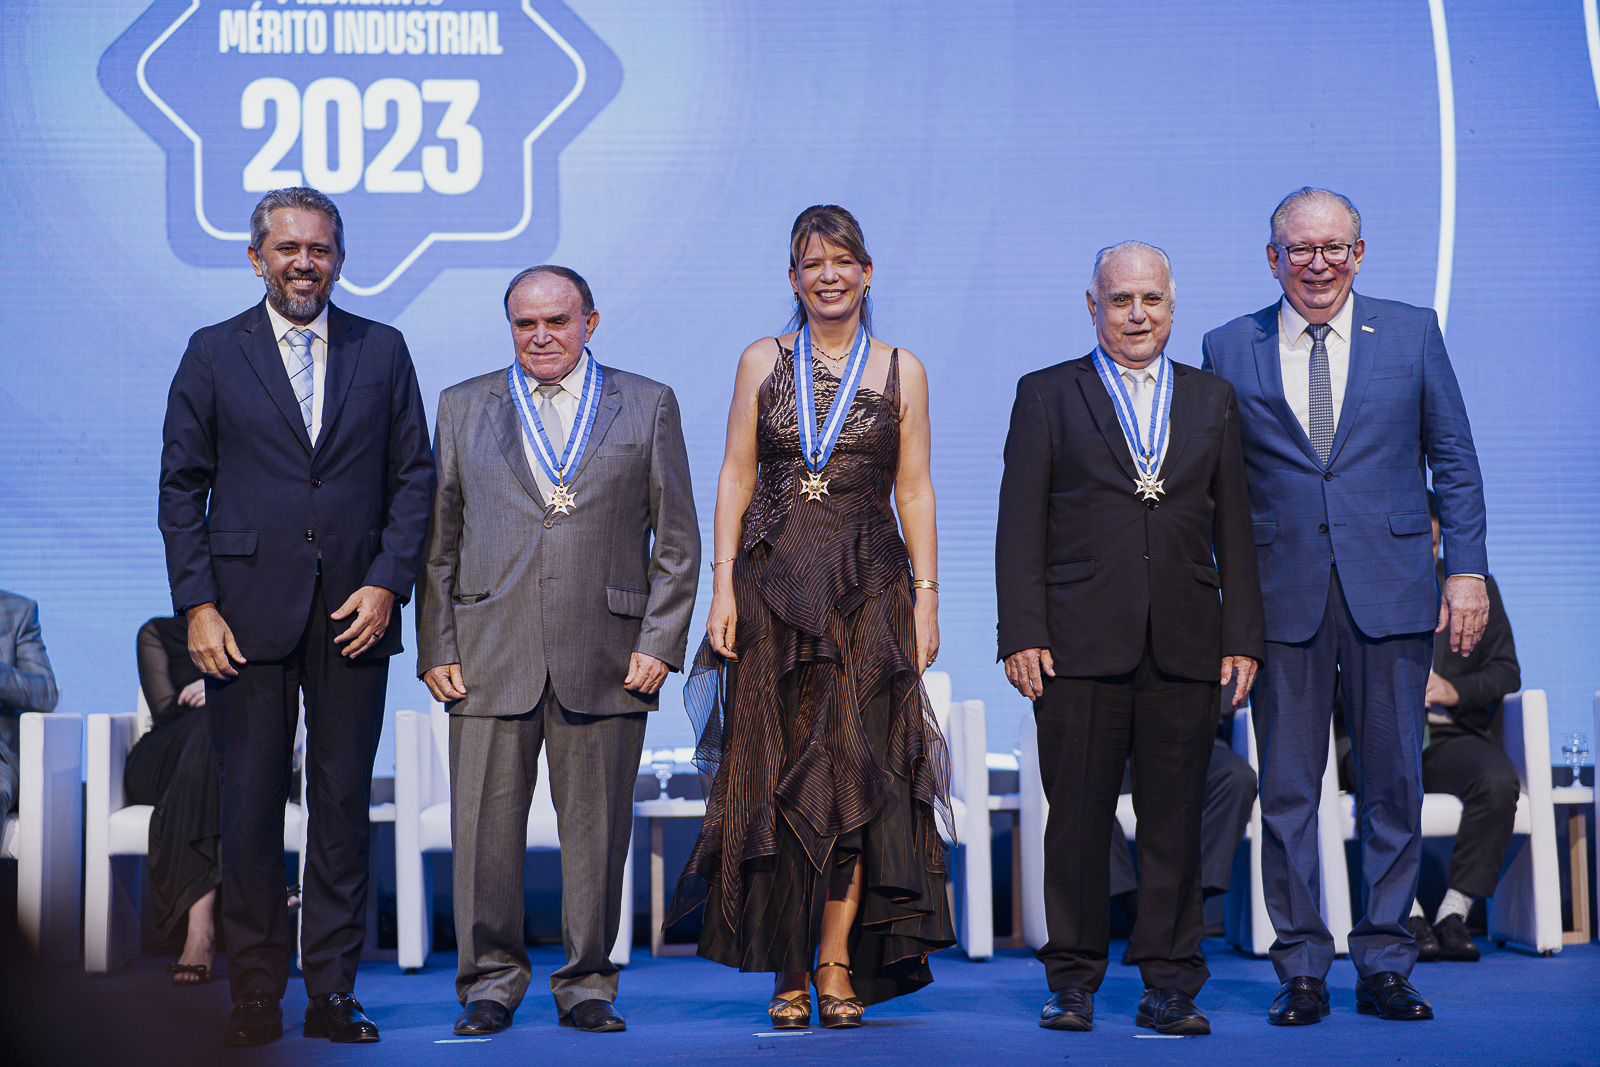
[666,205,954,1029]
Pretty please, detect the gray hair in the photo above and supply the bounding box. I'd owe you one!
[1269,187,1361,245]
[503,265,596,319]
[1090,241,1175,298]
[249,187,345,256]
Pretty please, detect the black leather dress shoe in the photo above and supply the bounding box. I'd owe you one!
[455,1000,513,1035]
[1432,914,1480,962]
[304,992,381,1042]
[1039,988,1093,1031]
[1267,976,1330,1026]
[224,994,282,1047]
[561,999,626,1032]
[1408,914,1441,962]
[1356,972,1433,1020]
[1136,987,1210,1036]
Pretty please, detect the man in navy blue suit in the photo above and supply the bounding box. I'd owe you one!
[1202,188,1489,1026]
[160,188,434,1047]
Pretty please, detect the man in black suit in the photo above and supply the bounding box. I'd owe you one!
[997,242,1264,1036]
[160,187,435,1047]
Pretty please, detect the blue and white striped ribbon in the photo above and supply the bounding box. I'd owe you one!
[1090,346,1173,487]
[794,320,871,473]
[508,351,603,487]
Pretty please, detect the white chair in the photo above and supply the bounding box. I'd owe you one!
[2,711,83,965]
[1222,706,1353,957]
[392,703,634,972]
[923,671,993,959]
[1336,689,1561,956]
[85,691,307,973]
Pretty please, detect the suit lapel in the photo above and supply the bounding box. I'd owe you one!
[1251,303,1322,467]
[313,306,361,461]
[488,374,547,507]
[239,304,312,454]
[1327,293,1377,466]
[563,367,623,486]
[1074,358,1139,486]
[1160,360,1194,476]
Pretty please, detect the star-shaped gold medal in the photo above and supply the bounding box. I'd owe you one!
[549,484,577,515]
[800,471,830,502]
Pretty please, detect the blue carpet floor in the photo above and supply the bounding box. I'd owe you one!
[5,939,1597,1067]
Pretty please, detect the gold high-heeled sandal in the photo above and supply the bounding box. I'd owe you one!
[813,962,865,1029]
[767,992,812,1029]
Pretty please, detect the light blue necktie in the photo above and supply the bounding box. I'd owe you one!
[287,328,314,434]
[1307,323,1334,464]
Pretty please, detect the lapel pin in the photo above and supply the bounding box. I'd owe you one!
[1361,325,1376,333]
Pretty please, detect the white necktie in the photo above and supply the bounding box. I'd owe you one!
[1122,367,1153,438]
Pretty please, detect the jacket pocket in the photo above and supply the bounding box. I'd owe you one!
[1045,558,1096,585]
[1389,511,1431,536]
[606,586,650,618]
[1251,521,1277,546]
[1193,562,1221,588]
[1371,363,1415,380]
[209,530,258,556]
[369,527,385,554]
[453,592,489,605]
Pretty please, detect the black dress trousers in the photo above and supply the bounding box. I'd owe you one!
[1034,638,1218,996]
[206,576,388,1001]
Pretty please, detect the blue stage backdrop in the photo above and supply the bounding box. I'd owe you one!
[2,1,1596,773]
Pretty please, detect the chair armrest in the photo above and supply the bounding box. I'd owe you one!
[1501,690,1553,802]
[87,713,140,824]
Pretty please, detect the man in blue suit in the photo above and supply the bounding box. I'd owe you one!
[160,188,435,1046]
[1202,188,1489,1026]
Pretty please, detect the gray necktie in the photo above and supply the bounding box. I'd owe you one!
[537,384,567,456]
[1307,323,1334,463]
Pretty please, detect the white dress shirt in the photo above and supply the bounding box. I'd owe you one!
[1277,295,1354,440]
[263,298,329,446]
[515,351,591,501]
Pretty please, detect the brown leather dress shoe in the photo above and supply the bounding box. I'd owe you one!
[223,993,282,1047]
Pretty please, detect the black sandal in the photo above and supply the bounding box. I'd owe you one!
[168,962,212,985]
[813,962,864,1029]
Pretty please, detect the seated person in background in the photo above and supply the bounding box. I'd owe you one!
[1,589,60,817]
[1337,491,1520,963]
[1111,731,1258,959]
[125,615,222,985]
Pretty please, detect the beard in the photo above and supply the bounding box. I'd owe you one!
[265,269,333,322]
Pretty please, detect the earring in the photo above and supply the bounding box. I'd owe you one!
[864,284,871,297]
[793,291,801,302]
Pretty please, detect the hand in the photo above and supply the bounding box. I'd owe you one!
[914,591,940,675]
[1220,655,1259,708]
[1004,648,1055,701]
[423,663,467,703]
[1436,575,1489,655]
[177,678,207,708]
[1424,671,1460,708]
[706,587,738,661]
[185,603,246,680]
[332,585,396,658]
[624,652,669,695]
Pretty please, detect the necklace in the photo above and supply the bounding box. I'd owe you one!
[810,340,849,367]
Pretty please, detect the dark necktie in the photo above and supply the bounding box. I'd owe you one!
[1307,323,1334,463]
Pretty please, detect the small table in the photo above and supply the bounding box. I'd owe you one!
[633,795,707,957]
[1552,783,1594,945]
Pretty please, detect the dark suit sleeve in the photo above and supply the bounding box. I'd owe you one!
[416,389,462,675]
[363,336,435,602]
[159,333,220,614]
[636,385,701,671]
[0,600,58,714]
[996,376,1054,662]
[1212,385,1265,662]
[1438,575,1520,718]
[1419,312,1488,578]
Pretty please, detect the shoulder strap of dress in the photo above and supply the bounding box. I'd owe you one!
[887,347,902,405]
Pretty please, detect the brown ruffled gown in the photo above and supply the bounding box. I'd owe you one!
[666,343,956,1005]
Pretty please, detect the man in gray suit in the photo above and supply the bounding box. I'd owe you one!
[417,265,699,1035]
[0,590,60,816]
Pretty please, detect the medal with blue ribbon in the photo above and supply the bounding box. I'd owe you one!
[794,320,871,502]
[1090,347,1173,505]
[508,351,604,515]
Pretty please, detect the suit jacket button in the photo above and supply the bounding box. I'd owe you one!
[1324,471,1334,481]
[1319,523,1329,534]
[305,530,315,541]
[543,518,554,529]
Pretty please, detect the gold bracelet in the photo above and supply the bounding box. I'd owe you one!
[708,556,738,571]
[911,578,939,591]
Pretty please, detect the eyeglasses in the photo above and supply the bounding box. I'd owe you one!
[1278,242,1355,267]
